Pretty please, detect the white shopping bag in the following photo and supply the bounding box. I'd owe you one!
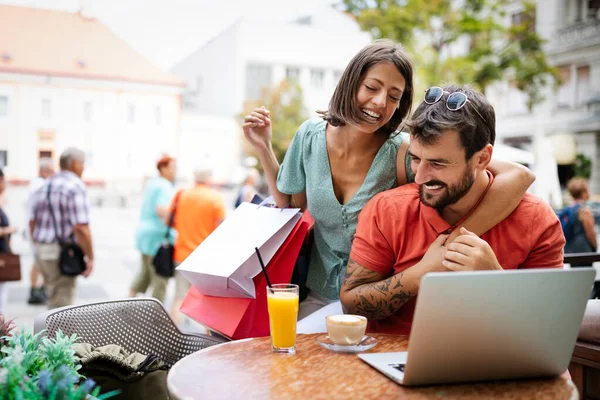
[177,202,302,299]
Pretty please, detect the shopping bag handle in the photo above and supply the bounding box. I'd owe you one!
[256,196,290,211]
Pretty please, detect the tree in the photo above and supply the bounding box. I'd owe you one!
[241,80,308,169]
[343,0,560,111]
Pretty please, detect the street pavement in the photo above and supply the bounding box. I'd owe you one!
[2,185,237,333]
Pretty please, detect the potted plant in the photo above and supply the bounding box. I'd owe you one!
[0,315,115,400]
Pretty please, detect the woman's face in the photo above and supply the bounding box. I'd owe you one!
[355,62,406,133]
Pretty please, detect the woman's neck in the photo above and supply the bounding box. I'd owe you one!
[328,123,386,155]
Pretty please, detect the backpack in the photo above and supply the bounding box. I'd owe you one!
[558,205,580,242]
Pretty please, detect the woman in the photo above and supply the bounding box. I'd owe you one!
[243,40,534,318]
[0,169,17,315]
[130,156,177,303]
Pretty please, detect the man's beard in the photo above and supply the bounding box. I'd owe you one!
[419,169,475,213]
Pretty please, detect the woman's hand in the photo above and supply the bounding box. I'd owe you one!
[243,106,272,152]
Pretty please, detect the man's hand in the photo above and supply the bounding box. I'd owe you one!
[82,257,94,278]
[417,234,450,275]
[443,227,502,271]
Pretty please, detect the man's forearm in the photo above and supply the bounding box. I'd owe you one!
[73,225,94,261]
[341,261,424,320]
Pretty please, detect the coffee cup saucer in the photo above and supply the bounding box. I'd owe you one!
[316,335,378,353]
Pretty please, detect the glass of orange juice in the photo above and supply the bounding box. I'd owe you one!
[267,284,299,354]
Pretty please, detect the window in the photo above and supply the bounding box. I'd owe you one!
[310,69,324,88]
[286,67,300,82]
[0,96,7,116]
[556,66,573,109]
[507,83,529,115]
[41,98,51,119]
[245,63,273,100]
[83,101,93,121]
[0,150,7,168]
[128,103,135,123]
[155,106,162,125]
[588,0,600,20]
[576,66,591,107]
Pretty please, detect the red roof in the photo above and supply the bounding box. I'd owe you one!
[0,5,183,87]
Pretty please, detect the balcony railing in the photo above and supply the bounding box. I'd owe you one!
[550,19,600,53]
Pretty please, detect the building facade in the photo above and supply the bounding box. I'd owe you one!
[0,5,183,187]
[171,6,372,118]
[491,0,600,192]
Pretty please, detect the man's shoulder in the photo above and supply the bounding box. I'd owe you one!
[53,172,86,192]
[515,192,555,213]
[506,192,560,231]
[372,183,420,207]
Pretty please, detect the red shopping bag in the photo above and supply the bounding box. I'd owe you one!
[180,217,310,339]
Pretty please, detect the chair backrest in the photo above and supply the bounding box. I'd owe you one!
[564,252,600,266]
[34,298,226,367]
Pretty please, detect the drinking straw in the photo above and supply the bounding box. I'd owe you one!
[255,247,274,293]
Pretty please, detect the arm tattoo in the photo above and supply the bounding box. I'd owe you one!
[342,260,413,320]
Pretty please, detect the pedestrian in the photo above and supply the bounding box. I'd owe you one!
[0,168,18,315]
[169,166,225,325]
[234,168,261,208]
[243,39,535,318]
[130,155,176,303]
[30,148,94,309]
[560,177,599,298]
[26,157,55,305]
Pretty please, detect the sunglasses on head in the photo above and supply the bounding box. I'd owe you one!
[423,86,486,123]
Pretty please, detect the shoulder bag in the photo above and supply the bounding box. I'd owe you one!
[153,191,182,278]
[47,181,87,276]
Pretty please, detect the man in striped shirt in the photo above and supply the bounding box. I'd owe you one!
[31,147,94,309]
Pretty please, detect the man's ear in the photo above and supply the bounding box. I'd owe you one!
[476,144,493,170]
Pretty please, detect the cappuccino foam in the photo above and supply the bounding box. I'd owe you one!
[327,314,366,325]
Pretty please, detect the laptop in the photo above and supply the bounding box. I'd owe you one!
[358,268,595,386]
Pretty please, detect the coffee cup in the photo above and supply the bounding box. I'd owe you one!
[326,314,367,346]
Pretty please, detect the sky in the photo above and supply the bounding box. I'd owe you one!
[1,0,341,69]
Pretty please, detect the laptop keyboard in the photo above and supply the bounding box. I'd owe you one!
[390,364,406,372]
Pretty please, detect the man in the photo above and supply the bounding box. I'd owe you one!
[129,155,176,302]
[340,85,565,335]
[31,147,94,309]
[26,157,55,305]
[169,166,225,325]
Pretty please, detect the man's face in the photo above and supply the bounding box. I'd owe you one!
[162,160,177,183]
[409,130,477,212]
[40,166,55,179]
[72,160,85,178]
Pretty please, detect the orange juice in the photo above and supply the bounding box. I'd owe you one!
[267,291,299,349]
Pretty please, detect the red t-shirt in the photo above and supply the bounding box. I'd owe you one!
[350,174,565,335]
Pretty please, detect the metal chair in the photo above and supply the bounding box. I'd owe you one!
[564,253,600,299]
[34,298,227,368]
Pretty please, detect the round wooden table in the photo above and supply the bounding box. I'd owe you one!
[167,333,578,399]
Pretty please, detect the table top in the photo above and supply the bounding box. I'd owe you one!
[167,333,577,400]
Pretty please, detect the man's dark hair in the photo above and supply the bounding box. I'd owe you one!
[0,168,3,178]
[405,85,496,160]
[319,39,415,137]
